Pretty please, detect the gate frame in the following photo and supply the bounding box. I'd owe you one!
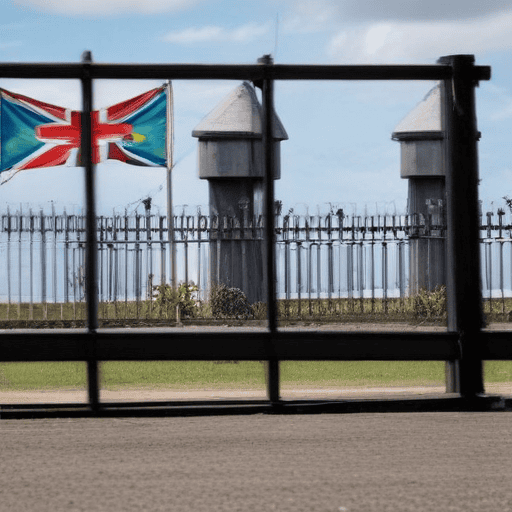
[1,52,510,417]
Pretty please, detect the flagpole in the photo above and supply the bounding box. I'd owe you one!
[166,80,176,288]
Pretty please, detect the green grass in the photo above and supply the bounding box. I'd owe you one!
[280,361,445,387]
[0,362,87,390]
[1,360,510,391]
[101,361,266,389]
[2,287,512,325]
[0,293,447,324]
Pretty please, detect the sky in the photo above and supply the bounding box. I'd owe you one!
[1,0,512,217]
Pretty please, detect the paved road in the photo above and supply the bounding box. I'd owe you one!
[2,412,511,511]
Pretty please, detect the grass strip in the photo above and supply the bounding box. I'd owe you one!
[1,361,510,391]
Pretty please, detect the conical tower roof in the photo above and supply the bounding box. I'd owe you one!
[192,82,288,140]
[392,84,442,141]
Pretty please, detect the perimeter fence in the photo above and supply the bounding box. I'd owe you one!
[1,205,511,321]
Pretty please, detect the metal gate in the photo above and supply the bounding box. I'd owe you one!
[1,53,509,417]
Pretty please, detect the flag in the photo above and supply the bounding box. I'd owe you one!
[0,85,170,185]
[103,85,168,167]
[0,89,76,183]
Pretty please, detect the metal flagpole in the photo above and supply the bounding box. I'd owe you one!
[166,80,176,288]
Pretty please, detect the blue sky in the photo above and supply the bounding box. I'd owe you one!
[1,0,512,217]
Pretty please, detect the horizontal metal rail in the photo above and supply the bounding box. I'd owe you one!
[1,329,511,361]
[0,62,490,81]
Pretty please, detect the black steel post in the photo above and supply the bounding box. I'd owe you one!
[81,51,100,411]
[260,55,280,404]
[439,55,485,397]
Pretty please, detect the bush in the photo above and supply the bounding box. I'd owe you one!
[209,284,253,319]
[252,302,267,320]
[412,286,447,320]
[153,282,198,319]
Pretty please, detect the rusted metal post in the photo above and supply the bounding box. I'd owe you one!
[82,50,100,412]
[439,54,485,397]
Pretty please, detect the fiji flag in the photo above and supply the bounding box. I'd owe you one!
[0,84,171,185]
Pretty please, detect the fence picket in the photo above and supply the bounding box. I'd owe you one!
[1,207,512,318]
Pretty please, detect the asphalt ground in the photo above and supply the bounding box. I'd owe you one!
[1,412,511,512]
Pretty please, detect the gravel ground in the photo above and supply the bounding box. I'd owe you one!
[1,412,511,512]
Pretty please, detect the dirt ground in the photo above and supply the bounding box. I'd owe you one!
[0,382,511,404]
[1,412,511,512]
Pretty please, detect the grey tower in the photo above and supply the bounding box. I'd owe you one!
[193,82,288,303]
[392,84,445,294]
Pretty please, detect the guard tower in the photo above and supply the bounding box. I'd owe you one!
[193,81,288,303]
[392,84,445,293]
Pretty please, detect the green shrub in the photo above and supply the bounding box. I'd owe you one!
[153,282,199,319]
[252,302,267,320]
[412,286,447,320]
[209,284,253,319]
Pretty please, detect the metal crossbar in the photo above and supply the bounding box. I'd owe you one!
[1,54,507,417]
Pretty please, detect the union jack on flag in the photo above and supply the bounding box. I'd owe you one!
[0,84,170,185]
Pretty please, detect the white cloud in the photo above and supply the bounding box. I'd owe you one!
[327,9,512,63]
[12,0,201,16]
[481,83,512,121]
[164,26,224,44]
[163,22,272,44]
[281,0,512,24]
[282,0,339,33]
[0,41,23,50]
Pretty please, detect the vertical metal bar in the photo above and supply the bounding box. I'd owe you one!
[487,242,492,313]
[184,216,190,286]
[439,54,484,397]
[358,241,363,312]
[317,243,321,302]
[297,242,302,317]
[108,243,113,303]
[124,211,128,318]
[81,50,99,412]
[64,211,69,304]
[52,204,57,306]
[370,241,375,313]
[6,209,11,319]
[382,242,388,313]
[347,244,353,302]
[500,241,505,314]
[99,218,104,317]
[398,242,404,301]
[18,209,22,319]
[166,81,176,289]
[146,210,153,307]
[284,241,290,301]
[328,242,333,301]
[308,244,313,315]
[260,54,279,404]
[198,212,204,300]
[198,240,202,301]
[40,210,46,307]
[29,209,33,320]
[135,213,140,316]
[113,215,119,306]
[160,215,166,286]
[72,247,77,320]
